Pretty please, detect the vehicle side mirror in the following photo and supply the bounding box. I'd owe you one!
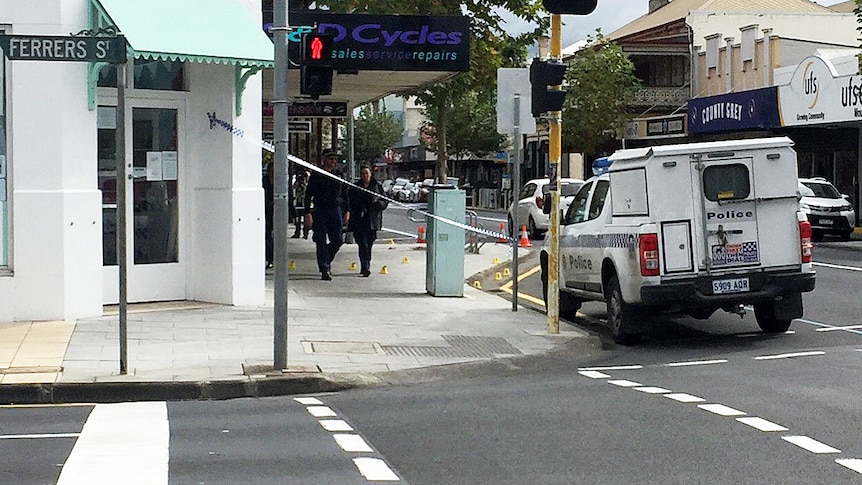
[842,194,850,200]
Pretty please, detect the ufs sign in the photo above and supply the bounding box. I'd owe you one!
[0,35,126,64]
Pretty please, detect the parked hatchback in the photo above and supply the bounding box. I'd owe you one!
[798,177,856,241]
[508,178,583,239]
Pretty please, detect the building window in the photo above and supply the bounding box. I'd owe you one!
[0,49,7,267]
[98,59,185,91]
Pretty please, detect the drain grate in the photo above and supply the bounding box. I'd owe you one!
[381,335,522,358]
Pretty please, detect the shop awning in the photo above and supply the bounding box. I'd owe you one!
[93,0,273,67]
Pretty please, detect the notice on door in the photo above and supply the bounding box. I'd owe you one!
[162,152,178,181]
[146,152,163,181]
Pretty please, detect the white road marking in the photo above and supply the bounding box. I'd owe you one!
[0,433,80,439]
[319,420,354,432]
[782,435,841,454]
[334,434,374,453]
[814,261,862,272]
[754,351,826,360]
[307,406,337,418]
[836,459,862,475]
[634,387,671,394]
[608,379,642,387]
[578,370,610,379]
[664,393,705,403]
[666,359,728,367]
[815,324,862,332]
[797,318,862,336]
[294,397,323,405]
[353,457,400,481]
[698,404,746,417]
[736,417,788,432]
[56,402,169,485]
[579,365,643,371]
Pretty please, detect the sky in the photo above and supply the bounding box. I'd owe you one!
[503,0,846,52]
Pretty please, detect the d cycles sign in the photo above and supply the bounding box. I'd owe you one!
[266,12,469,72]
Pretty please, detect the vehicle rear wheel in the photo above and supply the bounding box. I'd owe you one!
[754,302,792,333]
[606,275,641,345]
[507,215,515,239]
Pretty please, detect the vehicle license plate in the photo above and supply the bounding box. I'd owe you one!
[819,219,833,225]
[712,277,750,294]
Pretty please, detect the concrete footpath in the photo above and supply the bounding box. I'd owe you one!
[0,234,593,404]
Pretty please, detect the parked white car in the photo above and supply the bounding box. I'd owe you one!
[396,182,420,202]
[798,177,856,241]
[508,178,583,238]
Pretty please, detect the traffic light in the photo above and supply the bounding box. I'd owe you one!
[300,33,333,99]
[541,0,597,14]
[530,59,568,117]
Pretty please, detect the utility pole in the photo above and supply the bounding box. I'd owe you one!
[272,0,290,369]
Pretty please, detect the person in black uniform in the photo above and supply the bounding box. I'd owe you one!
[348,165,388,277]
[304,149,350,280]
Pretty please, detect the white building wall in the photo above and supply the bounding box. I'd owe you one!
[0,0,103,321]
[0,0,267,321]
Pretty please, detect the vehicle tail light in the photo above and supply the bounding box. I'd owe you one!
[536,195,544,210]
[639,233,660,276]
[799,220,813,263]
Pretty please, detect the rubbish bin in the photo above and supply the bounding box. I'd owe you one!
[426,186,466,297]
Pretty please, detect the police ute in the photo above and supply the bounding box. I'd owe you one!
[540,137,816,344]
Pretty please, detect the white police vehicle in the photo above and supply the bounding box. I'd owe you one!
[540,137,816,343]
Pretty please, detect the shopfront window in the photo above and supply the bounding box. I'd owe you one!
[98,106,118,265]
[0,52,7,267]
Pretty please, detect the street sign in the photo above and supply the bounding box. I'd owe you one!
[289,102,348,118]
[496,68,536,135]
[0,34,126,64]
[288,121,312,133]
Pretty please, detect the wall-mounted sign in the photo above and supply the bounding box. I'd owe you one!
[0,34,126,64]
[265,12,470,72]
[778,55,862,127]
[688,87,779,133]
[625,114,687,139]
[289,121,312,133]
[265,101,348,118]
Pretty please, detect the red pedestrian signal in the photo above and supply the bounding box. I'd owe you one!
[301,33,333,64]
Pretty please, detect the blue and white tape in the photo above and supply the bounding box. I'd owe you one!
[207,112,516,243]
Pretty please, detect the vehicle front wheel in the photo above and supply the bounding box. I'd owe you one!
[507,215,515,239]
[539,253,581,320]
[528,216,541,240]
[606,275,641,345]
[754,302,792,333]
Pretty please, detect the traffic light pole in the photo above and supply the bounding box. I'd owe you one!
[272,0,290,370]
[547,13,562,334]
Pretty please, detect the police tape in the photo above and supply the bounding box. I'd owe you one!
[207,112,516,243]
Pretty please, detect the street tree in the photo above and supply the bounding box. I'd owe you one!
[561,30,639,157]
[341,104,403,165]
[419,90,506,162]
[318,0,547,182]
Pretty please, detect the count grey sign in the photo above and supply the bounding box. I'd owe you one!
[0,35,126,64]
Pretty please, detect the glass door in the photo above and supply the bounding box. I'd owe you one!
[101,102,185,303]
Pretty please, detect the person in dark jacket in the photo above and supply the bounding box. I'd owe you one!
[348,165,389,277]
[304,149,350,280]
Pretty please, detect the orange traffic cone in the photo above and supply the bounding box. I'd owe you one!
[518,225,532,248]
[416,225,427,244]
[497,223,508,243]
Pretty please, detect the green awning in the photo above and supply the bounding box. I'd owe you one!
[93,0,273,67]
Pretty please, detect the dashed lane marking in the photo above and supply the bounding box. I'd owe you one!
[578,370,610,379]
[334,434,374,453]
[782,436,841,454]
[836,459,862,475]
[735,417,788,432]
[608,379,642,387]
[797,318,862,336]
[664,393,705,403]
[580,365,643,371]
[666,359,728,367]
[754,351,826,360]
[294,397,324,405]
[698,404,746,417]
[634,386,671,394]
[815,324,862,332]
[813,262,862,272]
[319,420,354,432]
[0,433,80,439]
[353,457,400,481]
[306,406,338,418]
